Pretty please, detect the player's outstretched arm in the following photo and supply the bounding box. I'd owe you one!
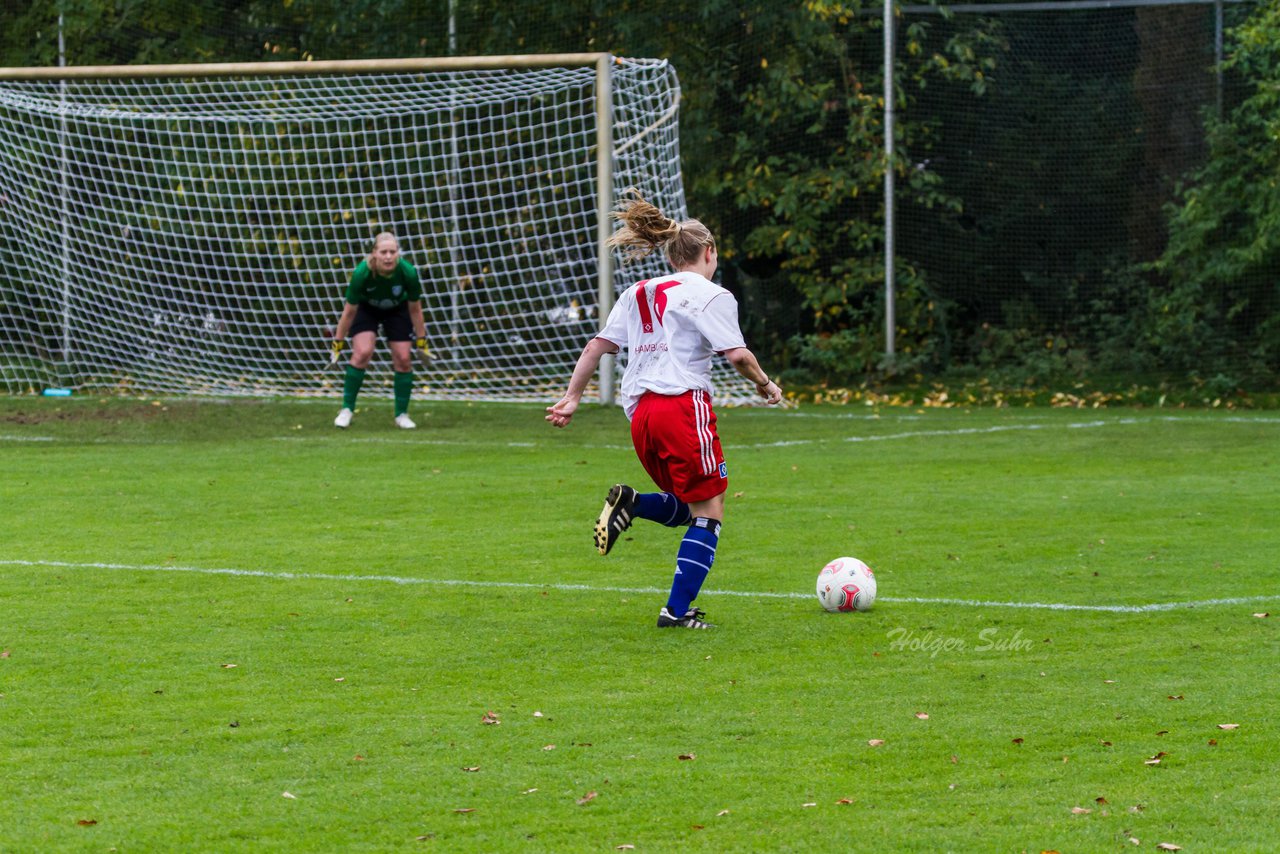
[546,337,619,428]
[722,347,782,405]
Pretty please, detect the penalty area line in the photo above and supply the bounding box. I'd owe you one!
[3,559,1278,614]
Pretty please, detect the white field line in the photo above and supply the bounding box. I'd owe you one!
[4,559,1277,614]
[5,413,1277,448]
[259,414,1278,449]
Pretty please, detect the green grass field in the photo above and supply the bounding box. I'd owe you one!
[2,395,1277,852]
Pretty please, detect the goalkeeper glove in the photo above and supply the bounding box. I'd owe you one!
[414,337,431,365]
[329,338,346,365]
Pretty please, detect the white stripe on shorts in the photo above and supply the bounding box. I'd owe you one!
[693,390,715,475]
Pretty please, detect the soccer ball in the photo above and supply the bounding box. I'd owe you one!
[816,557,877,613]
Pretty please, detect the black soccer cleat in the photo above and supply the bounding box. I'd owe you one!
[656,606,714,629]
[594,483,638,556]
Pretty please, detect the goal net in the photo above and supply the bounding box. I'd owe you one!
[0,55,748,403]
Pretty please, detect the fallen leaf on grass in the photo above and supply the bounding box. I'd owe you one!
[577,791,598,805]
[836,798,854,805]
[1166,694,1184,701]
[76,819,97,826]
[1208,739,1218,746]
[1217,723,1240,730]
[333,677,345,682]
[678,753,696,760]
[1095,797,1109,805]
[533,711,544,718]
[453,808,475,814]
[522,788,538,795]
[915,712,929,720]
[1252,613,1269,618]
[543,745,556,751]
[481,711,500,725]
[1155,730,1168,736]
[716,809,730,816]
[462,766,480,772]
[221,663,237,669]
[1100,741,1113,747]
[1128,838,1140,846]
[616,846,636,850]
[1071,806,1092,815]
[1155,844,1182,852]
[1011,738,1024,745]
[282,792,297,799]
[0,650,9,658]
[1144,752,1167,766]
[802,802,817,808]
[867,739,885,747]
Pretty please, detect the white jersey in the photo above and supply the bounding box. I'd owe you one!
[596,271,747,420]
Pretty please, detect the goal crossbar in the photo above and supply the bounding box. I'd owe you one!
[0,54,613,80]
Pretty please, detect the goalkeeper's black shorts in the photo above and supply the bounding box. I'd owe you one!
[351,302,413,341]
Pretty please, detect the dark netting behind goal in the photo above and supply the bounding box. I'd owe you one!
[893,1,1263,382]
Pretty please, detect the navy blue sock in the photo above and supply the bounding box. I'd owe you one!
[634,491,692,527]
[666,517,720,616]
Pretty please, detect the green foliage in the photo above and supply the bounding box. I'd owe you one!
[1156,2,1280,381]
[1,0,264,66]
[695,6,1000,382]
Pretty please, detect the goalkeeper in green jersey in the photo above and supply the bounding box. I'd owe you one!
[329,232,430,429]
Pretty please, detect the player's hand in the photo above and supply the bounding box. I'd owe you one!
[414,337,431,365]
[545,395,580,428]
[757,379,782,405]
[329,338,346,365]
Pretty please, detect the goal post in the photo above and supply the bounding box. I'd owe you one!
[0,53,713,403]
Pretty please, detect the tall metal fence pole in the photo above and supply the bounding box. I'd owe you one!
[883,1,897,361]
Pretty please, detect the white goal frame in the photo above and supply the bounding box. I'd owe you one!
[0,54,705,404]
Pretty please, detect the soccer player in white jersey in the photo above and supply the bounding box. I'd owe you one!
[546,190,783,629]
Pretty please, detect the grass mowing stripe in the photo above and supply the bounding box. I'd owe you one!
[5,558,1278,614]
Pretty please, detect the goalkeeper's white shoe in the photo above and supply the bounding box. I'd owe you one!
[394,413,417,430]
[334,407,353,428]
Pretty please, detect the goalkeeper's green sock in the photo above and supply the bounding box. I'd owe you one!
[393,370,414,416]
[343,365,367,410]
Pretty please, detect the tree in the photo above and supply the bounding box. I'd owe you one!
[1157,2,1280,380]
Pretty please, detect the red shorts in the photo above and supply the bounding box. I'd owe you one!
[630,390,728,503]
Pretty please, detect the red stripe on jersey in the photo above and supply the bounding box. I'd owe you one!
[653,280,680,326]
[633,280,653,333]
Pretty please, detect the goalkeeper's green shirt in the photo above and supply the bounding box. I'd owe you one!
[345,259,423,310]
